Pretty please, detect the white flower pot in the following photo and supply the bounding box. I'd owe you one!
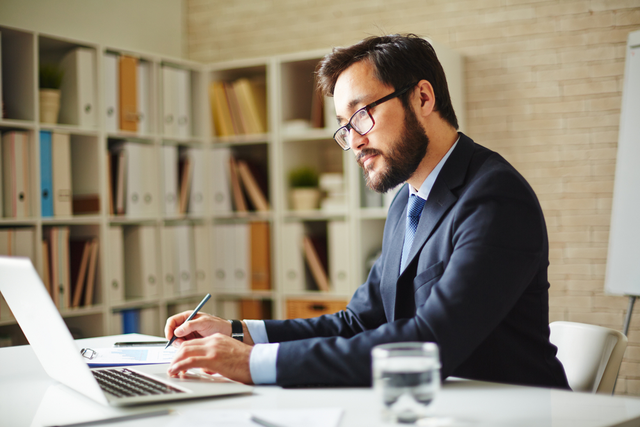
[290,188,321,210]
[39,89,61,124]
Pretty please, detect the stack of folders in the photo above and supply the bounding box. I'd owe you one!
[209,77,267,137]
[160,146,207,217]
[1,130,30,218]
[108,141,158,217]
[0,228,36,321]
[212,222,271,293]
[42,227,99,310]
[160,224,211,298]
[103,53,153,135]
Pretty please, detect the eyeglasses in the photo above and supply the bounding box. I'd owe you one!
[333,82,418,151]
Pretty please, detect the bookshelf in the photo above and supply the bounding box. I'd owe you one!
[0,24,465,345]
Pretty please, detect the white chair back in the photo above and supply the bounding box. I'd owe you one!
[549,321,627,394]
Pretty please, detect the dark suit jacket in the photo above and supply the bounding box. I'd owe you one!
[265,133,569,389]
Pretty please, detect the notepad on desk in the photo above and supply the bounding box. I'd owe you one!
[80,346,177,367]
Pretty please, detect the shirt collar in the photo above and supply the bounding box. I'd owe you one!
[408,134,460,200]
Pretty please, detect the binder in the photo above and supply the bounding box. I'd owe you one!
[175,224,195,295]
[44,228,59,304]
[160,226,177,297]
[0,228,35,260]
[59,47,97,128]
[121,309,140,334]
[250,222,271,290]
[175,68,192,138]
[212,225,231,290]
[137,60,151,134]
[104,53,119,133]
[2,131,30,218]
[161,145,179,216]
[328,220,351,295]
[210,148,232,214]
[119,55,138,132]
[40,131,54,217]
[139,307,161,336]
[232,223,250,292]
[193,224,211,294]
[186,147,206,215]
[106,227,125,304]
[51,132,72,217]
[123,225,159,298]
[281,222,305,293]
[57,226,71,309]
[162,66,177,136]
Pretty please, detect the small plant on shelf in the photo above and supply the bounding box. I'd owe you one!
[39,63,64,124]
[289,166,320,210]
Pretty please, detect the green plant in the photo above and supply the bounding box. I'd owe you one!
[289,166,319,188]
[39,63,64,89]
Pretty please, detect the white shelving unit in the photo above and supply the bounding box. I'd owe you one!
[0,24,465,345]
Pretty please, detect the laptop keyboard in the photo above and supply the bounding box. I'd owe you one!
[92,368,184,398]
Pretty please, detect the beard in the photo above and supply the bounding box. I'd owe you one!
[357,107,430,193]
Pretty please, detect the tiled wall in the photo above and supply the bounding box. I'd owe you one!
[186,0,640,394]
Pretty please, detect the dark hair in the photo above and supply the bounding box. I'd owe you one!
[316,34,458,130]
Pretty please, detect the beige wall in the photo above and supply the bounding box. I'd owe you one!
[186,0,640,394]
[0,0,185,58]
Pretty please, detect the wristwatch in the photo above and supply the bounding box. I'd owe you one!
[229,319,244,342]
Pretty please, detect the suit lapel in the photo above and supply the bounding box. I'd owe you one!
[399,135,475,278]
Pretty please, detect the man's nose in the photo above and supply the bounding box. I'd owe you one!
[350,128,367,151]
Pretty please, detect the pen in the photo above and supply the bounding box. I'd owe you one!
[165,293,211,349]
[47,409,172,427]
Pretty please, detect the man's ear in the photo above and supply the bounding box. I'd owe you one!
[415,80,436,118]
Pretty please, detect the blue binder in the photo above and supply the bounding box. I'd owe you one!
[121,309,141,334]
[40,131,54,217]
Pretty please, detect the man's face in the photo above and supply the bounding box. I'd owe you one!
[333,61,429,193]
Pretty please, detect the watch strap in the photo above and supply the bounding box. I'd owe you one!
[229,319,244,342]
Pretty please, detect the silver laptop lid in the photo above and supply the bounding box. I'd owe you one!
[0,256,108,404]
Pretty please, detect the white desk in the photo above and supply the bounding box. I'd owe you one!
[2,334,640,427]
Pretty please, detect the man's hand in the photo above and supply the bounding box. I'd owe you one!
[167,333,254,384]
[164,311,254,346]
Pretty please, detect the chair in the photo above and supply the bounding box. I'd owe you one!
[549,321,628,394]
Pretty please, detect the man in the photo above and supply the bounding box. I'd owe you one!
[165,34,570,390]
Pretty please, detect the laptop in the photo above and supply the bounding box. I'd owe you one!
[0,256,253,406]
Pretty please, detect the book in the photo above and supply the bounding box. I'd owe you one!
[83,238,99,306]
[224,82,247,134]
[228,155,247,213]
[209,81,234,137]
[119,55,138,132]
[70,239,92,308]
[178,154,192,214]
[237,160,269,212]
[40,130,54,217]
[41,240,51,295]
[72,194,100,214]
[302,235,330,292]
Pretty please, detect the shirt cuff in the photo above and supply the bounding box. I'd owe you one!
[249,343,279,385]
[244,319,269,344]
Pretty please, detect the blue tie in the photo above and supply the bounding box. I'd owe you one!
[401,194,426,272]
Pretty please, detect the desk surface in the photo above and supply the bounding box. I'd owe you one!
[2,334,640,427]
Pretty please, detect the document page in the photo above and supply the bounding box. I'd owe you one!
[81,346,177,367]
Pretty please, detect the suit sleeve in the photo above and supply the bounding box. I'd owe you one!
[271,165,546,387]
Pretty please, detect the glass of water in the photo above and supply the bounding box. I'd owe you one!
[372,342,441,424]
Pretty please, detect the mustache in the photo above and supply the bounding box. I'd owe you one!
[356,148,383,166]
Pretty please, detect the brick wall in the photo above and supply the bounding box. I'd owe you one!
[186,0,640,394]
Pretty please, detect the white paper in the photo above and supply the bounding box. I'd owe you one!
[83,346,176,367]
[167,408,343,427]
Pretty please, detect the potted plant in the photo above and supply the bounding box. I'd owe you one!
[39,63,64,124]
[289,166,321,210]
